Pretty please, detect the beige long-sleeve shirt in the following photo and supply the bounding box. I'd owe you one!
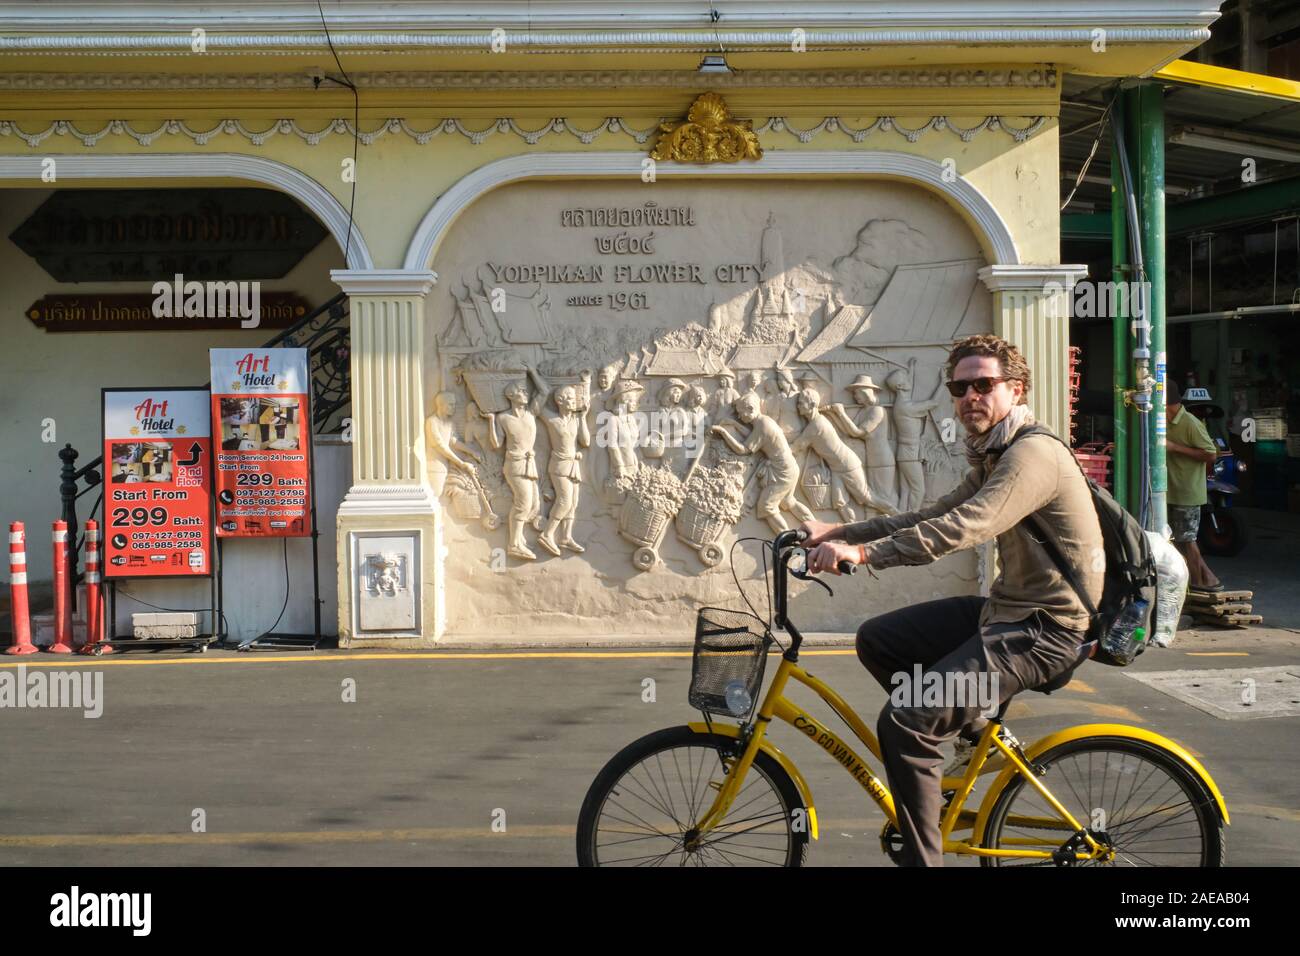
[841,424,1103,631]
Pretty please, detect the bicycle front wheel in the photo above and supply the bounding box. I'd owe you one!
[576,725,809,867]
[981,736,1225,866]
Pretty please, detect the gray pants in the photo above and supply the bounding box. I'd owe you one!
[855,596,1089,867]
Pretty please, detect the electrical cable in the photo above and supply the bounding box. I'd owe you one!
[730,536,774,630]
[114,588,230,642]
[1060,95,1114,213]
[260,537,292,636]
[315,0,359,266]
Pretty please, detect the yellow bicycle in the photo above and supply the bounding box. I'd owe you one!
[576,529,1229,866]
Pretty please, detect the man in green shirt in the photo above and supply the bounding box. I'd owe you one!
[1165,380,1221,592]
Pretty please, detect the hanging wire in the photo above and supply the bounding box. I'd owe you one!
[1060,96,1115,213]
[730,536,775,632]
[316,0,359,266]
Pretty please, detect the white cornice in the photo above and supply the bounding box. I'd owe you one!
[0,28,1213,55]
[0,66,1059,92]
[0,2,1225,34]
[331,270,438,296]
[403,150,1022,271]
[0,152,373,270]
[337,484,439,518]
[978,264,1089,293]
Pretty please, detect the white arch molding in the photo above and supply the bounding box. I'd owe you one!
[0,152,374,270]
[403,150,1021,272]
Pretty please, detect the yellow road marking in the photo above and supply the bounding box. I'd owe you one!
[0,650,695,668]
[0,647,862,669]
[1068,679,1095,694]
[1005,699,1145,724]
[1186,652,1251,657]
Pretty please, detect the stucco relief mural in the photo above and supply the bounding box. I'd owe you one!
[426,180,991,637]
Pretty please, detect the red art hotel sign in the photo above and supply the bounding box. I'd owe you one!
[209,348,313,538]
[101,387,213,578]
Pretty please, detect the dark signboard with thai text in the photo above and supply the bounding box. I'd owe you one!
[10,188,327,282]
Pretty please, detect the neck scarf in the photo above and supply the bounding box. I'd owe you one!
[964,403,1035,466]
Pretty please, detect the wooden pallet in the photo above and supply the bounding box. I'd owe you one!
[1189,613,1263,628]
[1186,589,1253,605]
[1188,602,1254,616]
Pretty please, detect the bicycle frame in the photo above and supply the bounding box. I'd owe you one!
[689,529,1113,863]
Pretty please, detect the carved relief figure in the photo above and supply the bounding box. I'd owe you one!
[425,391,481,497]
[656,378,692,472]
[684,383,710,440]
[537,375,592,556]
[596,358,624,394]
[605,379,646,486]
[425,390,502,526]
[482,367,547,560]
[710,367,740,418]
[790,388,897,523]
[886,359,945,512]
[768,366,803,440]
[825,374,900,513]
[710,392,815,533]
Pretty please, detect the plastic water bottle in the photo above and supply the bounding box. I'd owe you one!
[1144,530,1189,647]
[1102,598,1150,665]
[724,680,752,716]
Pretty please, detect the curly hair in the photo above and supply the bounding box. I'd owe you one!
[945,334,1032,405]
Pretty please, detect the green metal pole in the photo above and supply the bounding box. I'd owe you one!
[1122,86,1145,515]
[1138,81,1167,535]
[1110,100,1130,512]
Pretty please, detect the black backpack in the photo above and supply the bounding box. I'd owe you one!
[1006,424,1159,666]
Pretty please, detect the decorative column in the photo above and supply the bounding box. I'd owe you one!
[978,265,1088,440]
[330,269,442,648]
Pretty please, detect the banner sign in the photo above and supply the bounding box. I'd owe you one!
[101,387,213,578]
[209,348,313,537]
[26,292,310,333]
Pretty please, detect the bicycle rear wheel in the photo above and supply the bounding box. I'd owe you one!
[576,725,808,867]
[981,736,1225,866]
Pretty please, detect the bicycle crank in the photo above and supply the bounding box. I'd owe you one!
[1052,829,1115,865]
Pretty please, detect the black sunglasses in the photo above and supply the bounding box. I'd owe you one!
[945,377,1010,398]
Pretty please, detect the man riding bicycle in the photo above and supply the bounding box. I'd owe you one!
[803,334,1103,867]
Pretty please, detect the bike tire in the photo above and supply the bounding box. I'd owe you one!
[980,736,1225,867]
[576,725,809,867]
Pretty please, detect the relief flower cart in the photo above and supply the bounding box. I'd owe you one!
[616,462,686,572]
[676,457,745,567]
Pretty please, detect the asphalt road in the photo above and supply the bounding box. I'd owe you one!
[1,620,1297,867]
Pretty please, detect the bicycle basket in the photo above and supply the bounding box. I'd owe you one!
[690,608,774,721]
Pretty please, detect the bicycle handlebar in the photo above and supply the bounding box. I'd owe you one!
[772,529,858,656]
[774,528,859,576]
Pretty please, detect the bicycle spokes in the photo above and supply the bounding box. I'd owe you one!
[591,741,796,866]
